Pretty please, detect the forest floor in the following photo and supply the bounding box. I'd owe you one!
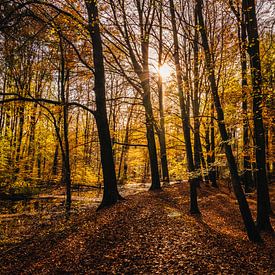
[0,182,274,274]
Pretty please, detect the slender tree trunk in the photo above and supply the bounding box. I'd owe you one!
[59,38,71,211]
[15,105,25,163]
[37,142,41,179]
[229,1,254,192]
[25,101,37,175]
[84,110,90,165]
[52,142,59,176]
[157,1,169,184]
[243,0,273,231]
[139,38,161,190]
[170,0,200,214]
[205,118,211,183]
[122,141,129,182]
[240,23,254,192]
[117,102,135,183]
[85,0,122,209]
[198,136,208,183]
[0,75,7,136]
[142,87,161,190]
[209,102,217,187]
[193,13,203,183]
[196,0,262,242]
[117,129,130,184]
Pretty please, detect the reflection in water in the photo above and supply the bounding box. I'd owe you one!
[0,183,156,218]
[0,183,153,216]
[0,182,161,248]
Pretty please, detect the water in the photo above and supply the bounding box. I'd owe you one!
[0,182,156,249]
[0,182,178,250]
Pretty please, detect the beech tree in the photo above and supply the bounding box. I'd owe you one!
[243,0,273,232]
[85,0,123,209]
[156,0,170,184]
[229,0,254,193]
[169,0,200,214]
[104,0,161,190]
[0,1,273,236]
[195,0,262,242]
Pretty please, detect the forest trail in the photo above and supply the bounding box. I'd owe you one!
[0,183,274,274]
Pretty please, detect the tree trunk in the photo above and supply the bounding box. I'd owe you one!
[142,88,161,190]
[52,142,59,176]
[15,105,25,163]
[85,0,122,209]
[59,38,72,211]
[117,101,135,184]
[170,0,200,214]
[193,18,203,184]
[196,0,262,242]
[229,0,254,192]
[157,2,169,184]
[209,103,217,187]
[237,5,254,193]
[139,38,161,190]
[243,0,273,232]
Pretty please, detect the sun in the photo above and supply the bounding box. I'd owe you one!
[158,63,172,80]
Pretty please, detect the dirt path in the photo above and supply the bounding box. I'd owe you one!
[1,183,274,274]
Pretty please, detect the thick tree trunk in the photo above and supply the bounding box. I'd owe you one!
[243,0,273,232]
[196,0,262,242]
[170,0,200,214]
[85,0,122,209]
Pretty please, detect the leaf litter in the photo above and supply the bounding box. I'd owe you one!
[0,182,274,274]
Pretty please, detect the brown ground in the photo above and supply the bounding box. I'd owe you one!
[0,183,274,274]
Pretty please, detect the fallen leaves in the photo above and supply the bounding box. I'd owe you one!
[0,182,274,274]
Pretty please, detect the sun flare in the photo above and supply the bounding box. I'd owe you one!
[158,63,172,80]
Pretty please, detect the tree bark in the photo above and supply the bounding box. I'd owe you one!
[59,37,72,211]
[243,0,273,231]
[157,1,169,184]
[170,0,200,214]
[196,0,262,242]
[85,0,122,209]
[209,102,217,187]
[193,12,203,183]
[229,0,254,192]
[142,84,161,190]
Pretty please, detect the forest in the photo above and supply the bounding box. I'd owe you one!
[0,0,274,273]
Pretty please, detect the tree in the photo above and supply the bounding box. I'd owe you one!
[229,0,254,193]
[105,0,161,190]
[85,0,123,209]
[195,0,261,242]
[156,0,170,184]
[243,0,273,232]
[169,0,200,214]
